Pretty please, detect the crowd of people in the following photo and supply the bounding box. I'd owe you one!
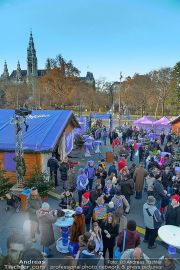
[0,124,180,269]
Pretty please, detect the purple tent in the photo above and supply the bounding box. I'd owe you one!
[133,116,155,130]
[153,117,171,135]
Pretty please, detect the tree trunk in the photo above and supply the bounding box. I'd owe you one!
[155,96,160,119]
[162,102,165,116]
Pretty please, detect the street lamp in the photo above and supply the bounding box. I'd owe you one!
[119,72,123,112]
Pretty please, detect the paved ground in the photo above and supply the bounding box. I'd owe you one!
[0,141,179,263]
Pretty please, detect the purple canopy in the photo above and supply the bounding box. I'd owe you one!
[134,116,154,125]
[153,117,171,135]
[133,116,155,131]
[153,117,170,126]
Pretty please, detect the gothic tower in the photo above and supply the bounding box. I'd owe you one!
[27,31,38,77]
[16,61,22,82]
[1,61,9,80]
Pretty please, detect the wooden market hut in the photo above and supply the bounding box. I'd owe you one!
[0,109,80,184]
[170,115,180,135]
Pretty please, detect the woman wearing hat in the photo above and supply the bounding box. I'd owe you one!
[143,196,163,249]
[36,202,57,257]
[76,168,89,205]
[81,192,93,232]
[69,207,85,256]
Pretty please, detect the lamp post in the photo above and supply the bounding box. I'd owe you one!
[118,72,123,126]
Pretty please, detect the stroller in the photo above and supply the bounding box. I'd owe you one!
[5,192,21,212]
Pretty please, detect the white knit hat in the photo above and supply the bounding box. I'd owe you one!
[42,202,50,210]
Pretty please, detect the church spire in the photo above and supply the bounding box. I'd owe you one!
[1,61,9,80]
[27,31,38,77]
[16,60,22,82]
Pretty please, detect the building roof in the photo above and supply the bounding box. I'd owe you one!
[9,69,46,79]
[169,115,180,124]
[0,109,79,152]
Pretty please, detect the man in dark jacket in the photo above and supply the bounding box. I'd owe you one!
[96,164,107,189]
[119,173,134,205]
[81,192,93,232]
[165,194,180,226]
[78,240,102,268]
[161,167,173,194]
[153,174,165,210]
[59,160,69,189]
[117,220,140,252]
[47,153,59,186]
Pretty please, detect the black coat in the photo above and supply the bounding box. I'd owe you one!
[101,222,119,248]
[162,171,173,188]
[165,205,180,226]
[47,157,59,172]
[120,178,134,196]
[81,201,93,224]
[59,163,68,181]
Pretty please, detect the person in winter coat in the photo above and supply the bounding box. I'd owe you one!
[59,160,69,190]
[90,222,103,254]
[36,202,57,257]
[129,163,136,179]
[111,188,130,225]
[27,188,42,242]
[76,168,89,205]
[101,213,119,260]
[119,173,134,204]
[102,128,108,145]
[162,167,173,195]
[78,240,103,268]
[58,190,76,209]
[70,207,85,256]
[93,196,107,227]
[103,180,116,204]
[164,142,173,154]
[47,153,59,186]
[117,220,140,252]
[118,156,126,172]
[143,196,163,249]
[153,174,165,210]
[165,194,180,226]
[67,166,76,192]
[90,184,103,209]
[133,163,147,199]
[81,192,93,232]
[75,232,93,260]
[146,172,155,196]
[108,161,118,177]
[85,160,96,191]
[96,164,107,189]
[160,131,165,145]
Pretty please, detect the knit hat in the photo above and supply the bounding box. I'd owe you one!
[147,196,156,205]
[108,201,114,209]
[171,194,180,203]
[75,207,83,215]
[82,192,90,200]
[42,202,50,210]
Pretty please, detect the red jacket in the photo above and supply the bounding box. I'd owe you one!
[117,229,140,252]
[118,159,126,172]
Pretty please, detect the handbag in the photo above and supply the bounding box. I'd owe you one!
[113,229,126,260]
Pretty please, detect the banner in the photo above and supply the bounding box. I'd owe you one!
[65,131,73,154]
